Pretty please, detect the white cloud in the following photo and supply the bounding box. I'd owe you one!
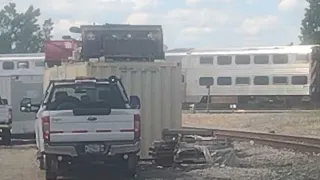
[236,15,278,35]
[11,0,140,22]
[1,0,302,48]
[165,8,232,26]
[122,7,236,46]
[185,0,201,6]
[185,0,231,6]
[125,12,150,24]
[278,0,307,11]
[41,0,131,13]
[170,27,216,44]
[242,36,260,46]
[164,8,233,45]
[52,19,94,38]
[182,27,215,34]
[131,0,159,9]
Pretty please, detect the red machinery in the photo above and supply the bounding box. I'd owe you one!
[44,40,79,67]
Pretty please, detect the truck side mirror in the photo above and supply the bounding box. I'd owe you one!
[129,96,141,109]
[2,99,8,105]
[20,98,32,112]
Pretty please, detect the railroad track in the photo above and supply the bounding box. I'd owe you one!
[184,126,320,154]
[183,109,320,114]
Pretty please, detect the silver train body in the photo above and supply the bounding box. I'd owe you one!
[0,53,45,135]
[165,45,320,109]
[0,53,45,75]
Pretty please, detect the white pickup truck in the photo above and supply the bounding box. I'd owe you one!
[20,76,141,180]
[0,97,12,145]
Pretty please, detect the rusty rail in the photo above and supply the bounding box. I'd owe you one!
[184,126,320,154]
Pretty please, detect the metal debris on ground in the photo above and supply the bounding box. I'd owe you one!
[149,128,240,168]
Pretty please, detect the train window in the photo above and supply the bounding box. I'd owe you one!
[199,77,214,86]
[35,60,45,67]
[295,54,309,63]
[2,61,14,70]
[273,76,288,84]
[235,55,250,64]
[199,56,213,64]
[17,61,30,69]
[236,77,250,85]
[217,56,232,65]
[273,54,288,64]
[254,76,269,85]
[253,55,269,64]
[291,76,308,85]
[217,77,232,85]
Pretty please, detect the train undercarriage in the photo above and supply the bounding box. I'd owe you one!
[182,95,319,110]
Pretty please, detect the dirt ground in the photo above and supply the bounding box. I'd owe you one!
[183,112,320,136]
[1,142,320,180]
[2,112,320,180]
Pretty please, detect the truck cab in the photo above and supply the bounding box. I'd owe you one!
[20,76,141,180]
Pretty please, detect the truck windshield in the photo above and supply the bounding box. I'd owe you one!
[46,83,127,110]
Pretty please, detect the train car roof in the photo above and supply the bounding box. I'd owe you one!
[165,45,320,56]
[166,48,193,53]
[0,53,44,57]
[0,53,45,61]
[189,45,320,55]
[165,48,194,56]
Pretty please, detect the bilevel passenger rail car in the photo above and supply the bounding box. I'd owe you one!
[0,53,45,136]
[165,45,320,110]
[0,53,45,75]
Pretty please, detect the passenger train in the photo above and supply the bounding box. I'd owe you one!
[0,53,45,75]
[0,53,45,135]
[165,45,320,109]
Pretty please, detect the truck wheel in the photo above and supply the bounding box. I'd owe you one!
[2,128,11,145]
[39,155,45,170]
[124,154,138,178]
[45,155,58,180]
[36,151,45,170]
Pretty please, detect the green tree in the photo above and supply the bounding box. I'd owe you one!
[0,3,54,53]
[300,0,320,44]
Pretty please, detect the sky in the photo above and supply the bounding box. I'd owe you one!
[1,0,309,49]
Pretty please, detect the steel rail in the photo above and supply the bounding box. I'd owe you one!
[183,109,320,114]
[184,126,320,154]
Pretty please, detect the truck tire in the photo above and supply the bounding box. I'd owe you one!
[2,128,11,145]
[124,154,138,178]
[36,150,45,170]
[45,155,58,180]
[39,156,45,170]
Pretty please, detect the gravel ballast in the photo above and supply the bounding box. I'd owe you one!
[2,112,320,179]
[183,112,320,136]
[1,142,320,180]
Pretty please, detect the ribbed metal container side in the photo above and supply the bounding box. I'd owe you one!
[43,63,89,91]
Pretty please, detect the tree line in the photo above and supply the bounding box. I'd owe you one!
[300,0,320,45]
[0,3,53,54]
[0,1,320,54]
